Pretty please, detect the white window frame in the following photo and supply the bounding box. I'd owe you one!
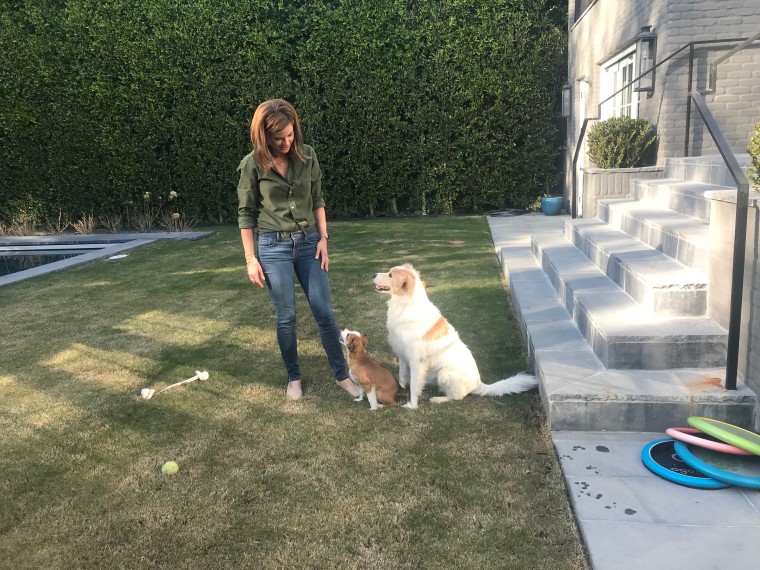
[600,47,640,120]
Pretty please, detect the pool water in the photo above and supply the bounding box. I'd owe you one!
[0,254,83,277]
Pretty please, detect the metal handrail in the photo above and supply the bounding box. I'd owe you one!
[706,31,760,93]
[570,117,596,218]
[689,93,750,391]
[570,37,755,217]
[568,37,757,390]
[686,36,760,155]
[570,40,701,218]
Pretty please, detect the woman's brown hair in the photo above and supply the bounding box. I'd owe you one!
[250,99,304,171]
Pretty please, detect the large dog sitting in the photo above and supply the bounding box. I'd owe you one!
[373,264,537,409]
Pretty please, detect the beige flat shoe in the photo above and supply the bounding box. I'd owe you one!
[286,380,302,401]
[336,378,361,399]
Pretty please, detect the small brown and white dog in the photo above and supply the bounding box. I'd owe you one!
[339,328,401,410]
[373,264,537,409]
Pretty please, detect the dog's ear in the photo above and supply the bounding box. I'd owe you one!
[398,273,409,292]
[393,268,415,296]
[360,333,369,349]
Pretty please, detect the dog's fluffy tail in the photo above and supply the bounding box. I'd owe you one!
[473,372,537,397]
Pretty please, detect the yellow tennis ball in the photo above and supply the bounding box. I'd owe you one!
[161,461,179,475]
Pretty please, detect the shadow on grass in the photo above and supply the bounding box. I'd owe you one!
[0,219,587,569]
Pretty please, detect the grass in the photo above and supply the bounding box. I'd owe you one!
[0,217,588,569]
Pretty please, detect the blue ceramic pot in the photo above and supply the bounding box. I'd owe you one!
[541,195,564,216]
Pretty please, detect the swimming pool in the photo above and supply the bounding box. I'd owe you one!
[0,243,113,277]
[0,232,213,287]
[0,253,84,277]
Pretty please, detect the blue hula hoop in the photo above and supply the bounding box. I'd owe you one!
[674,440,760,489]
[641,438,730,489]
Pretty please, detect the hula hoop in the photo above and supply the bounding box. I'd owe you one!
[665,427,751,456]
[674,440,760,489]
[687,417,760,456]
[641,439,730,489]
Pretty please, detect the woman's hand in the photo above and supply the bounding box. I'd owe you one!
[315,237,329,271]
[246,258,266,287]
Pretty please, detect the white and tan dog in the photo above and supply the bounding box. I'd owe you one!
[373,264,537,409]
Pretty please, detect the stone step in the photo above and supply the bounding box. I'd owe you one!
[563,219,707,316]
[631,178,731,222]
[598,199,709,272]
[530,233,726,369]
[497,238,754,432]
[665,154,753,187]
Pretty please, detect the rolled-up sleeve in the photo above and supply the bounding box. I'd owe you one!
[310,149,325,210]
[237,154,259,229]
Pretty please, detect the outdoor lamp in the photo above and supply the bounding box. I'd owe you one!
[561,82,572,117]
[635,25,656,93]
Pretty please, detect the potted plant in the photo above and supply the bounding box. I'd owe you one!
[540,195,564,215]
[529,193,565,216]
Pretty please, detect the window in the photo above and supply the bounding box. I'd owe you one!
[601,50,639,119]
[574,0,597,24]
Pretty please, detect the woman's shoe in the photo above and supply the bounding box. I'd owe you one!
[336,378,361,399]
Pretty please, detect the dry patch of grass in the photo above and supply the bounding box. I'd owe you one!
[0,217,587,569]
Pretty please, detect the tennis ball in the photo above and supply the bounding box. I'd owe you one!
[161,461,179,475]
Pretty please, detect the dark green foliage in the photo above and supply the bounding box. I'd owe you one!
[748,121,760,188]
[1,0,566,223]
[586,117,658,169]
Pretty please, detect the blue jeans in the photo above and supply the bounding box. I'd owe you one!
[257,228,348,383]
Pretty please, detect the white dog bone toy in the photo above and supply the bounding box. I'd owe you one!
[140,370,209,399]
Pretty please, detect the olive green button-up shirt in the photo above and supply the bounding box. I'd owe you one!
[236,144,325,232]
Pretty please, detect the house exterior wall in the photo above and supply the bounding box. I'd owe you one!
[565,0,760,187]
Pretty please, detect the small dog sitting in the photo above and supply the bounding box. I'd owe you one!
[339,329,401,410]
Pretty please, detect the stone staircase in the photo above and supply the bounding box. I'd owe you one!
[495,155,757,431]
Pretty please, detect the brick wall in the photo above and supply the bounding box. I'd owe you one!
[566,0,760,182]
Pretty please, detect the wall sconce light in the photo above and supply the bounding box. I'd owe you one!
[635,25,656,93]
[561,82,572,117]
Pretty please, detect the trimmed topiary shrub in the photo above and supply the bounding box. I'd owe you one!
[748,121,760,189]
[587,117,657,169]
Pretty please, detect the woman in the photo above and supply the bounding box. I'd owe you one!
[237,99,359,401]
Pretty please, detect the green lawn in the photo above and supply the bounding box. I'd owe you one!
[0,217,588,569]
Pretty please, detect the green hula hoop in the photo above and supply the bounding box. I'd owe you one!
[687,417,760,456]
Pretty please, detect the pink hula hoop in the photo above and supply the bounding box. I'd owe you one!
[666,427,751,455]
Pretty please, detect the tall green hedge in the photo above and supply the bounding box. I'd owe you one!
[0,0,566,224]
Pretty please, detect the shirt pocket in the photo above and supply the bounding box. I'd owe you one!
[289,176,310,200]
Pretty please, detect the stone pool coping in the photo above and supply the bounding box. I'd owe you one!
[0,231,213,288]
